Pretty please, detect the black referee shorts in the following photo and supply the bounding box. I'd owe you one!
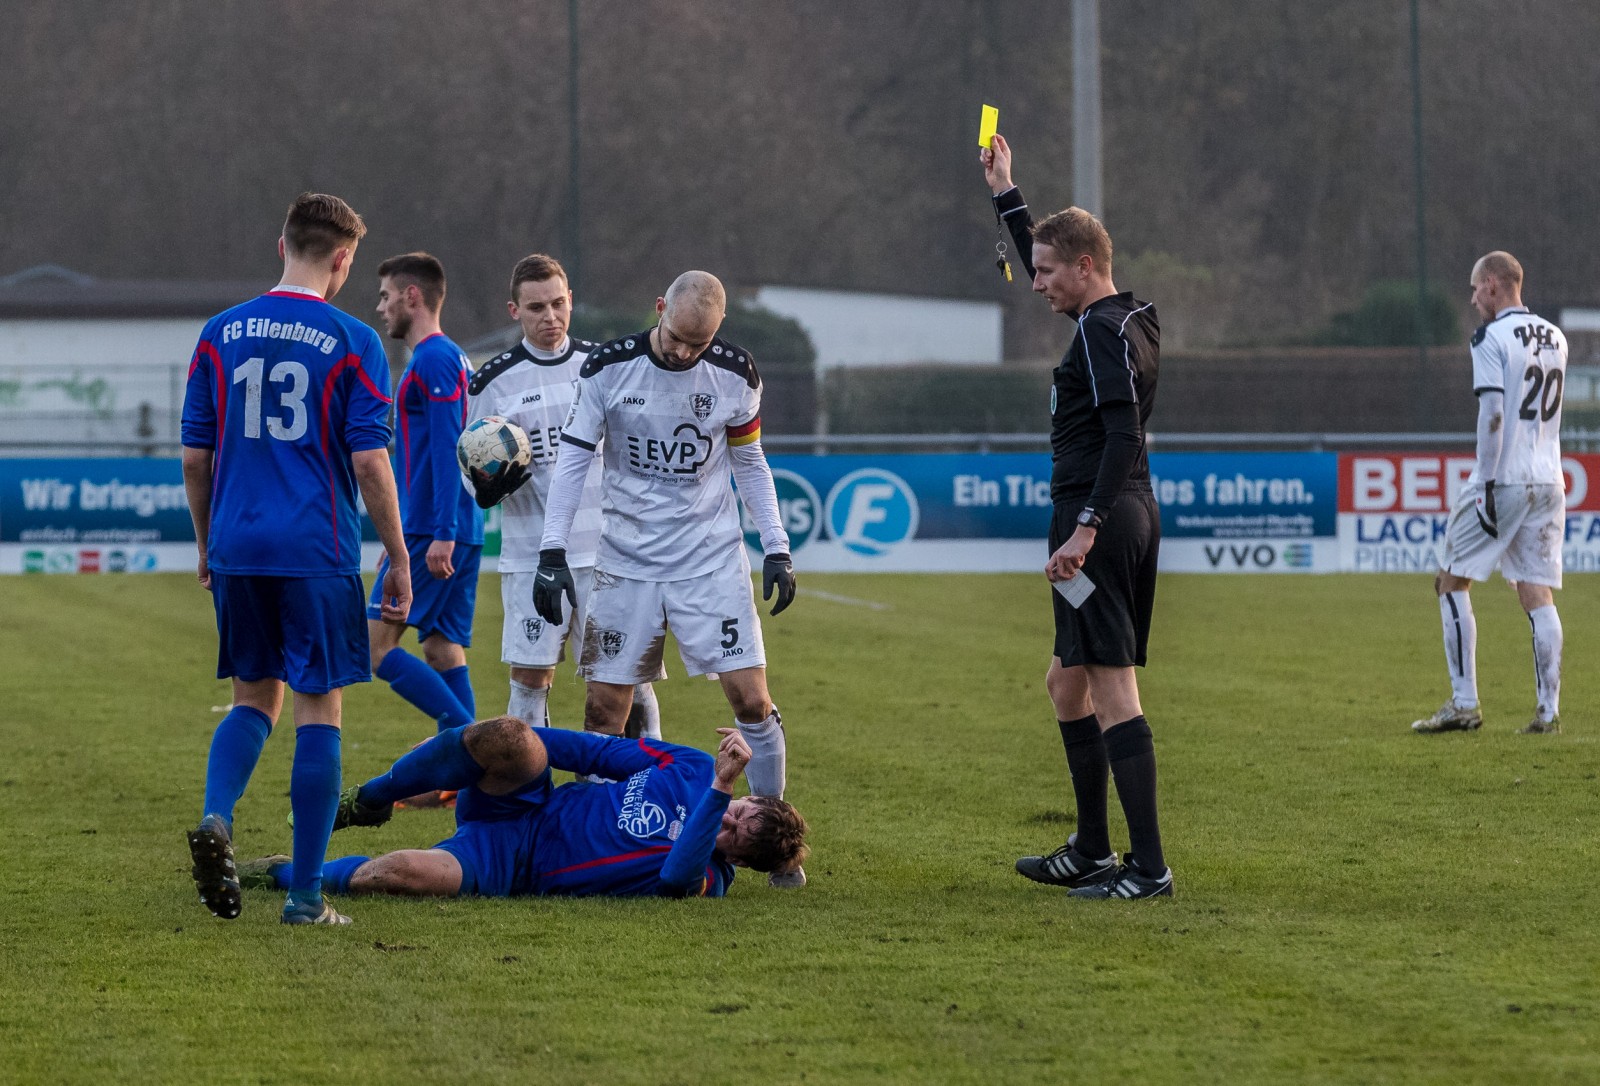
[1048,489,1160,668]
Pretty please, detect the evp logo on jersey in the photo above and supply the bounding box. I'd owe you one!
[625,424,712,479]
[527,424,563,464]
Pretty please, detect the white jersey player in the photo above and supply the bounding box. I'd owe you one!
[1413,251,1567,735]
[464,255,660,736]
[533,270,805,888]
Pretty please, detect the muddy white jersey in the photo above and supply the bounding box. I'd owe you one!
[560,330,766,581]
[467,337,603,571]
[1471,307,1568,486]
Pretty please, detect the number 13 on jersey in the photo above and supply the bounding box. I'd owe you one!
[233,357,310,440]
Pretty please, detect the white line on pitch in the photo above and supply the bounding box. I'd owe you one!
[799,588,892,611]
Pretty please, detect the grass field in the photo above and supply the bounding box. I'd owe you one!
[3,570,1598,1084]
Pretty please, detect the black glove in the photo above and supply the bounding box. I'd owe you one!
[1474,480,1498,539]
[533,548,577,624]
[471,461,531,510]
[762,552,796,616]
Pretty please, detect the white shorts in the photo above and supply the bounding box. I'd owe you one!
[579,547,765,683]
[500,566,594,668]
[1442,482,1564,588]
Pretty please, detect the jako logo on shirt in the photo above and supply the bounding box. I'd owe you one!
[825,468,919,557]
[742,469,822,554]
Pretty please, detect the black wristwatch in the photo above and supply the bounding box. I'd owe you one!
[1076,507,1104,530]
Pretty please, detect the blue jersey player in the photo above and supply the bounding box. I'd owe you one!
[182,193,413,927]
[241,723,809,900]
[367,253,485,737]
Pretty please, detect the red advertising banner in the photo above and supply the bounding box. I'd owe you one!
[1338,453,1600,573]
[1339,453,1600,513]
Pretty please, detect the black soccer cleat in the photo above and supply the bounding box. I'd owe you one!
[1067,854,1173,899]
[332,785,393,832]
[237,854,291,891]
[1015,833,1118,889]
[187,814,242,920]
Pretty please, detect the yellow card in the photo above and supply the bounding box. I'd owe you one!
[978,104,999,148]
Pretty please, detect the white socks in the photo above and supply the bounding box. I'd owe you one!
[1528,605,1562,722]
[738,709,787,798]
[1440,591,1479,707]
[631,683,662,739]
[508,680,549,727]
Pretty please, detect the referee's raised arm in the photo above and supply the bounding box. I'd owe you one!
[980,133,1037,281]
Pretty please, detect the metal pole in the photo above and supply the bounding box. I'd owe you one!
[1072,0,1103,218]
[566,0,583,295]
[1409,0,1428,366]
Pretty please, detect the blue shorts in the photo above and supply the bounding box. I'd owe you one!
[367,536,482,645]
[212,573,369,695]
[432,769,553,897]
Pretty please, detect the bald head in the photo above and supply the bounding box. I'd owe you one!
[663,270,726,325]
[1469,250,1525,322]
[1473,251,1524,292]
[653,271,727,367]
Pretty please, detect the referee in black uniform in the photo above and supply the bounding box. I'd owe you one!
[982,133,1171,899]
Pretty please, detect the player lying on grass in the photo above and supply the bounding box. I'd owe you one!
[244,718,807,898]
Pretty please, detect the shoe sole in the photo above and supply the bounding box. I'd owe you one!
[281,908,353,926]
[1411,720,1482,733]
[187,825,241,920]
[1069,881,1174,900]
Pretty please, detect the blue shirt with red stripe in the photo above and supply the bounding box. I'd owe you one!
[180,289,393,576]
[395,333,483,544]
[528,730,737,897]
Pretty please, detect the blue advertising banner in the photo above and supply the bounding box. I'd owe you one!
[1149,452,1337,539]
[1,451,1340,574]
[1147,451,1339,572]
[733,453,1051,571]
[0,457,191,545]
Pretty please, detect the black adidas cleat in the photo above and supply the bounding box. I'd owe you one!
[187,814,242,919]
[237,854,291,891]
[1067,854,1173,899]
[291,785,394,832]
[1016,833,1118,889]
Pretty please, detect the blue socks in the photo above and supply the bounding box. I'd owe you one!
[202,705,273,827]
[288,724,341,905]
[356,725,485,809]
[376,648,473,731]
[441,666,476,725]
[268,855,367,894]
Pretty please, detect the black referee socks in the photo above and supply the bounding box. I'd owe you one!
[1058,715,1112,861]
[1104,716,1165,875]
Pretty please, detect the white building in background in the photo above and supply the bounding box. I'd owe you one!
[752,285,1002,370]
[0,265,272,454]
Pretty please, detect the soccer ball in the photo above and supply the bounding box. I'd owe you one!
[456,416,532,480]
